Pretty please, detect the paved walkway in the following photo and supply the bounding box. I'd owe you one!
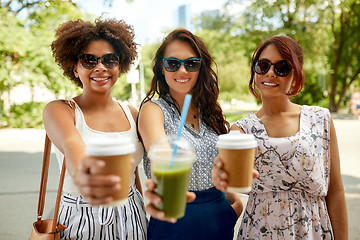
[0,114,359,239]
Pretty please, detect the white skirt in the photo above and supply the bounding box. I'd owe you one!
[58,185,148,240]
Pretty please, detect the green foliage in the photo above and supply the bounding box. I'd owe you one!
[222,0,360,111]
[0,8,29,92]
[111,75,131,100]
[139,42,161,96]
[111,42,161,103]
[25,2,90,97]
[2,0,360,130]
[292,75,327,107]
[224,112,253,123]
[1,101,47,128]
[327,0,360,111]
[196,29,251,101]
[0,1,89,128]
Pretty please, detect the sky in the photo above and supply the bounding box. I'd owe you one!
[75,0,228,45]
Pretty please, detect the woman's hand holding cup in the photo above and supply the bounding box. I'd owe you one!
[144,179,196,223]
[73,156,121,206]
[212,156,229,192]
[214,130,259,193]
[212,156,259,192]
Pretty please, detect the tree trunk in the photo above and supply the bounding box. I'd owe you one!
[329,73,338,112]
[336,85,348,111]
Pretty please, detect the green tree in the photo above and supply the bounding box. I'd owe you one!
[111,75,131,100]
[222,0,360,111]
[193,1,327,104]
[196,29,250,101]
[1,0,76,15]
[139,42,160,98]
[25,2,88,97]
[0,0,137,127]
[0,0,134,16]
[0,8,28,96]
[328,0,360,111]
[0,2,85,100]
[0,2,86,127]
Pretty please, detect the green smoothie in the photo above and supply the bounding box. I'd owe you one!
[153,161,192,219]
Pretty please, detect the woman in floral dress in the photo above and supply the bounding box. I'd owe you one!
[212,35,348,239]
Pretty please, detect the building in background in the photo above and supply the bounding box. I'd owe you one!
[174,4,193,31]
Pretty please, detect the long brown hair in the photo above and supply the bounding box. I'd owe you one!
[249,35,305,101]
[140,29,229,135]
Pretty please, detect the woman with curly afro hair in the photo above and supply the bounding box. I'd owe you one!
[43,18,147,239]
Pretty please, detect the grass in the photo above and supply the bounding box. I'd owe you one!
[224,111,254,123]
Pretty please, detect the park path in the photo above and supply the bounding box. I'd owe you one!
[0,115,359,239]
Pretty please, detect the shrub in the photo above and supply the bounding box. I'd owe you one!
[1,102,47,128]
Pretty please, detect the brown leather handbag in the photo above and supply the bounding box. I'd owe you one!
[29,134,67,239]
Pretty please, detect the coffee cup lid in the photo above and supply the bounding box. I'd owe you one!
[217,130,257,149]
[85,136,136,156]
[148,135,196,163]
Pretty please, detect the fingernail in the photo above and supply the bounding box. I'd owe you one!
[221,173,226,178]
[98,160,105,167]
[155,197,161,205]
[170,218,176,223]
[111,176,120,182]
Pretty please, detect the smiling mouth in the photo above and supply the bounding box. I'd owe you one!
[175,78,190,83]
[91,77,110,82]
[262,82,279,87]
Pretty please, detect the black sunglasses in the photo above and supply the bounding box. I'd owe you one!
[253,59,292,77]
[78,53,120,70]
[163,57,202,72]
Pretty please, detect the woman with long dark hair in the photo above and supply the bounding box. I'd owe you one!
[137,29,240,240]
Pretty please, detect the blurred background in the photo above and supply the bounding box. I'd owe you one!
[1,1,360,239]
[1,0,360,128]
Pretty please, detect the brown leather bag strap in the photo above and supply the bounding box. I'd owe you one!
[52,155,66,232]
[36,99,75,229]
[37,134,52,221]
[62,99,76,110]
[36,134,67,226]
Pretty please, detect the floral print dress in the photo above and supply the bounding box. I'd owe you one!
[235,105,333,239]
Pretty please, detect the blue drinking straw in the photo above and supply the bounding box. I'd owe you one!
[170,94,192,168]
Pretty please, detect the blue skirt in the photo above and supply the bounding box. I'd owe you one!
[148,187,238,240]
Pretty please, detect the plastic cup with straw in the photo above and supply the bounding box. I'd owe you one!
[148,94,196,218]
[170,94,192,168]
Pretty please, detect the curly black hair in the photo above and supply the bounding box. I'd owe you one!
[51,18,137,88]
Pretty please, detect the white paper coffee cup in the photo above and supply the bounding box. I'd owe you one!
[85,136,135,206]
[217,130,257,193]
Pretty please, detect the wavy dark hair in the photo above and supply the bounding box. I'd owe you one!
[140,29,229,135]
[51,18,137,88]
[249,35,305,101]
